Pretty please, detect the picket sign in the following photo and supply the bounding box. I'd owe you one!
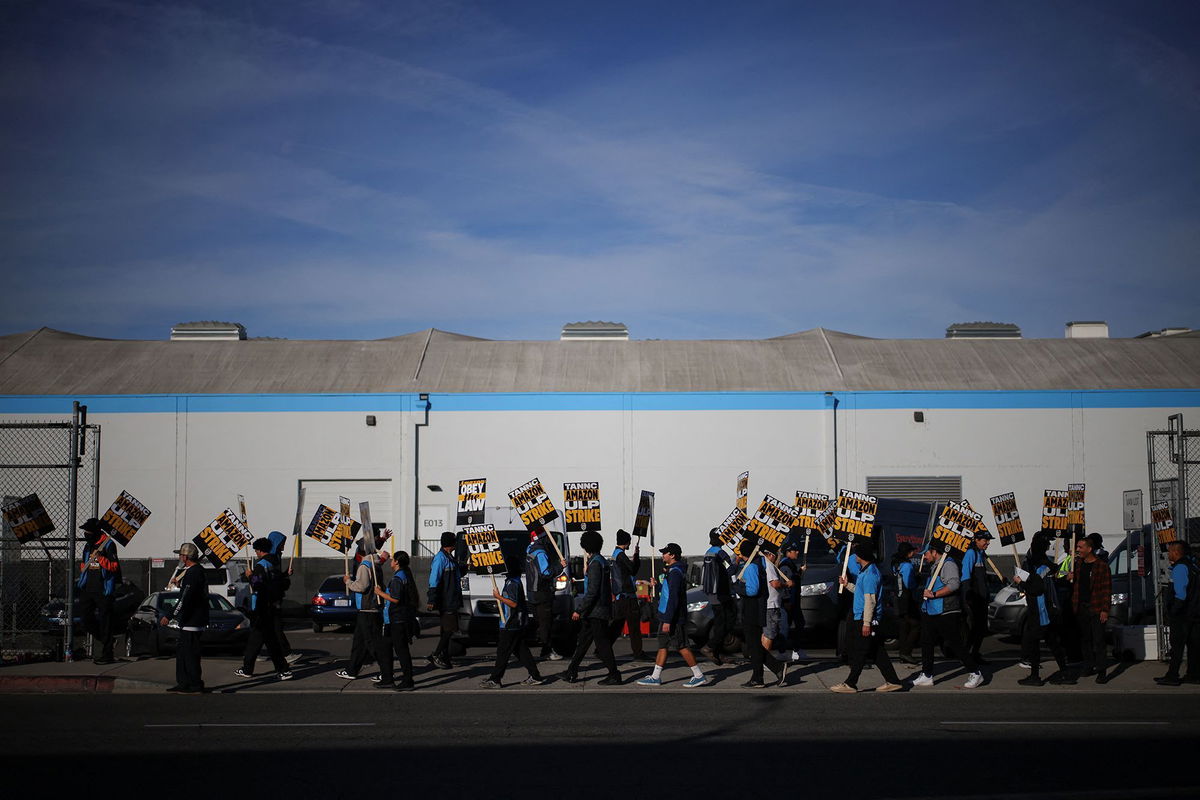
[237,494,253,570]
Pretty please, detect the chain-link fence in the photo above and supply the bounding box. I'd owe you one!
[1147,415,1198,662]
[0,417,100,662]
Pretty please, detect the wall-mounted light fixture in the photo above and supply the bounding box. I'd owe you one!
[913,411,925,423]
[365,415,376,427]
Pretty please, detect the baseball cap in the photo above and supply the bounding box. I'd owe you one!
[659,542,682,559]
[173,542,200,559]
[974,530,994,540]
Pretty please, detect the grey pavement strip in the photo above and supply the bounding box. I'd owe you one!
[144,723,377,728]
[941,720,1168,726]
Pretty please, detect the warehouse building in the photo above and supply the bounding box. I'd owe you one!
[1,322,1198,560]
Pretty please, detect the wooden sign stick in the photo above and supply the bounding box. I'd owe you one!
[490,569,507,626]
[925,551,949,592]
[736,541,762,581]
[237,495,253,570]
[1010,542,1021,564]
[985,555,1006,584]
[838,540,853,594]
[288,487,306,574]
[802,528,812,569]
[1068,529,1078,583]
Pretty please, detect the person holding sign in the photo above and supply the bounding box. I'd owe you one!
[891,543,921,665]
[336,541,385,681]
[610,530,650,663]
[375,550,419,691]
[426,531,463,670]
[911,542,983,689]
[699,529,735,666]
[164,542,208,694]
[731,538,784,688]
[234,538,293,682]
[1156,541,1200,686]
[1013,532,1071,686]
[76,518,121,664]
[481,562,544,688]
[960,529,994,665]
[1071,536,1112,684]
[636,543,708,687]
[526,528,565,661]
[830,544,904,693]
[564,531,622,685]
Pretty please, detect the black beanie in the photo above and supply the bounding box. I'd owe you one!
[616,529,632,546]
[853,542,876,562]
[580,530,603,554]
[440,531,455,548]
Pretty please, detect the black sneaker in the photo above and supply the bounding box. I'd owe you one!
[561,671,579,684]
[1018,675,1045,687]
[741,679,766,688]
[396,683,415,692]
[374,681,396,689]
[520,676,544,686]
[1155,675,1182,686]
[598,675,623,686]
[1048,672,1076,685]
[478,679,502,689]
[1095,672,1110,685]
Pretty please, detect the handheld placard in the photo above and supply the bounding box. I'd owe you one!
[1,493,56,544]
[795,491,830,569]
[830,490,878,594]
[457,478,487,527]
[193,508,254,569]
[98,490,152,547]
[990,491,1025,564]
[563,482,601,533]
[926,500,979,590]
[736,495,799,580]
[359,501,378,588]
[464,523,507,624]
[736,471,749,514]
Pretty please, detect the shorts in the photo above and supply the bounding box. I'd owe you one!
[763,608,782,641]
[656,620,689,652]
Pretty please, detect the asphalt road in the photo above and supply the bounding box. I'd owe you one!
[4,692,1197,799]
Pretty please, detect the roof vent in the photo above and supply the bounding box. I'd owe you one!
[1065,321,1108,339]
[170,321,247,341]
[560,321,629,341]
[945,322,1021,339]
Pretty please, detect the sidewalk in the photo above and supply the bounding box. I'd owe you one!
[2,647,1195,694]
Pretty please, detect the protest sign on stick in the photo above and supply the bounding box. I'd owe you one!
[1041,489,1069,560]
[457,479,487,527]
[563,482,601,533]
[2,493,55,544]
[1066,484,1086,582]
[736,472,749,514]
[830,490,878,593]
[236,494,253,569]
[926,501,980,590]
[795,492,830,567]
[463,523,506,621]
[990,491,1025,562]
[193,509,254,569]
[509,478,565,564]
[1151,502,1177,550]
[99,490,151,547]
[714,508,748,551]
[736,495,800,580]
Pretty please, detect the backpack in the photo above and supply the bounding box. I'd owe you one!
[1183,558,1200,620]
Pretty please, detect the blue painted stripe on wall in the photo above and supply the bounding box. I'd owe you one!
[1,390,1198,414]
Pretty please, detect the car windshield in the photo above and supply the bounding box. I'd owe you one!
[204,570,228,586]
[157,593,234,613]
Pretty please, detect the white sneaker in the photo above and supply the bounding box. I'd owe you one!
[546,652,564,661]
[286,653,302,664]
[335,669,356,680]
[911,672,934,687]
[963,671,984,689]
[1018,661,1031,670]
[790,649,806,662]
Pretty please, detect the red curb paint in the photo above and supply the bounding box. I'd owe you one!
[0,676,116,693]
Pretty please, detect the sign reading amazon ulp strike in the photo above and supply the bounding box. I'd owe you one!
[743,495,799,554]
[509,478,559,531]
[563,482,601,532]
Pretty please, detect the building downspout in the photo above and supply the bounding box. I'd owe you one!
[411,393,430,555]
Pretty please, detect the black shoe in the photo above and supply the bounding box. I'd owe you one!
[1018,675,1045,687]
[1048,672,1076,685]
[561,671,578,684]
[598,675,623,686]
[1155,675,1182,686]
[165,685,186,693]
[396,683,415,692]
[742,679,766,688]
[1095,672,1110,685]
[93,657,116,666]
[374,682,396,689]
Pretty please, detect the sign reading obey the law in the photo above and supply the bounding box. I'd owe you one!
[457,479,486,527]
[100,490,151,546]
[463,524,506,574]
[1041,489,1069,534]
[831,490,877,544]
[509,478,559,531]
[736,472,749,514]
[2,493,55,543]
[632,490,654,539]
[932,501,979,557]
[563,482,601,532]
[714,507,748,549]
[990,492,1025,546]
[743,495,799,554]
[193,508,253,568]
[304,504,356,554]
[1151,502,1177,549]
[795,492,829,530]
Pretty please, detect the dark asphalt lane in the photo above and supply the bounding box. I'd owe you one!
[3,693,1197,799]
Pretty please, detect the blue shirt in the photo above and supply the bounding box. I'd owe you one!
[961,547,983,584]
[1034,564,1053,627]
[852,562,883,622]
[896,560,917,592]
[836,544,862,578]
[1172,562,1190,601]
[743,556,763,597]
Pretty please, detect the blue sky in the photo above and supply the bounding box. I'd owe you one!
[2,0,1197,342]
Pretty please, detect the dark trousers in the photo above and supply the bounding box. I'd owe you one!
[921,612,977,676]
[707,595,736,654]
[783,600,804,650]
[242,605,288,674]
[965,595,989,657]
[379,621,415,686]
[274,611,291,656]
[1078,611,1107,674]
[568,617,620,678]
[491,628,541,683]
[845,622,899,687]
[431,611,458,663]
[176,629,203,690]
[897,611,920,658]
[1021,619,1067,677]
[347,612,382,676]
[609,596,645,657]
[1167,615,1200,679]
[532,590,554,656]
[744,622,782,682]
[77,592,114,660]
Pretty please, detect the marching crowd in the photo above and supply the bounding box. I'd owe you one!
[72,518,1200,695]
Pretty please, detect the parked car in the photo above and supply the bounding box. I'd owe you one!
[43,580,145,638]
[124,591,250,656]
[309,574,358,632]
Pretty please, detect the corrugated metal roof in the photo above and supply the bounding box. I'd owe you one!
[1,326,1197,394]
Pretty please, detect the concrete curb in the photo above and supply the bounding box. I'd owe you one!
[0,675,171,694]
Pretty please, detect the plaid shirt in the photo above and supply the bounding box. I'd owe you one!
[1072,557,1112,616]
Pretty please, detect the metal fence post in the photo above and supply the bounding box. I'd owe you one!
[65,401,81,660]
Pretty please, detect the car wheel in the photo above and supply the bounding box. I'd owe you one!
[312,621,324,633]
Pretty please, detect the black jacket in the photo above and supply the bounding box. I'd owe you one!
[610,546,640,598]
[172,564,210,629]
[579,554,613,621]
[702,546,732,597]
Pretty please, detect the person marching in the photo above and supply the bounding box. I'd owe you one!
[830,543,904,693]
[481,561,544,688]
[609,529,650,662]
[1157,541,1200,686]
[564,530,622,685]
[732,538,784,687]
[335,539,385,680]
[1014,531,1071,686]
[637,543,708,687]
[911,541,984,689]
[374,550,419,691]
[891,543,921,665]
[699,529,736,666]
[164,542,208,694]
[1072,533,1112,684]
[76,518,121,664]
[777,540,807,661]
[234,537,293,681]
[426,531,463,670]
[960,529,994,665]
[526,527,565,661]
